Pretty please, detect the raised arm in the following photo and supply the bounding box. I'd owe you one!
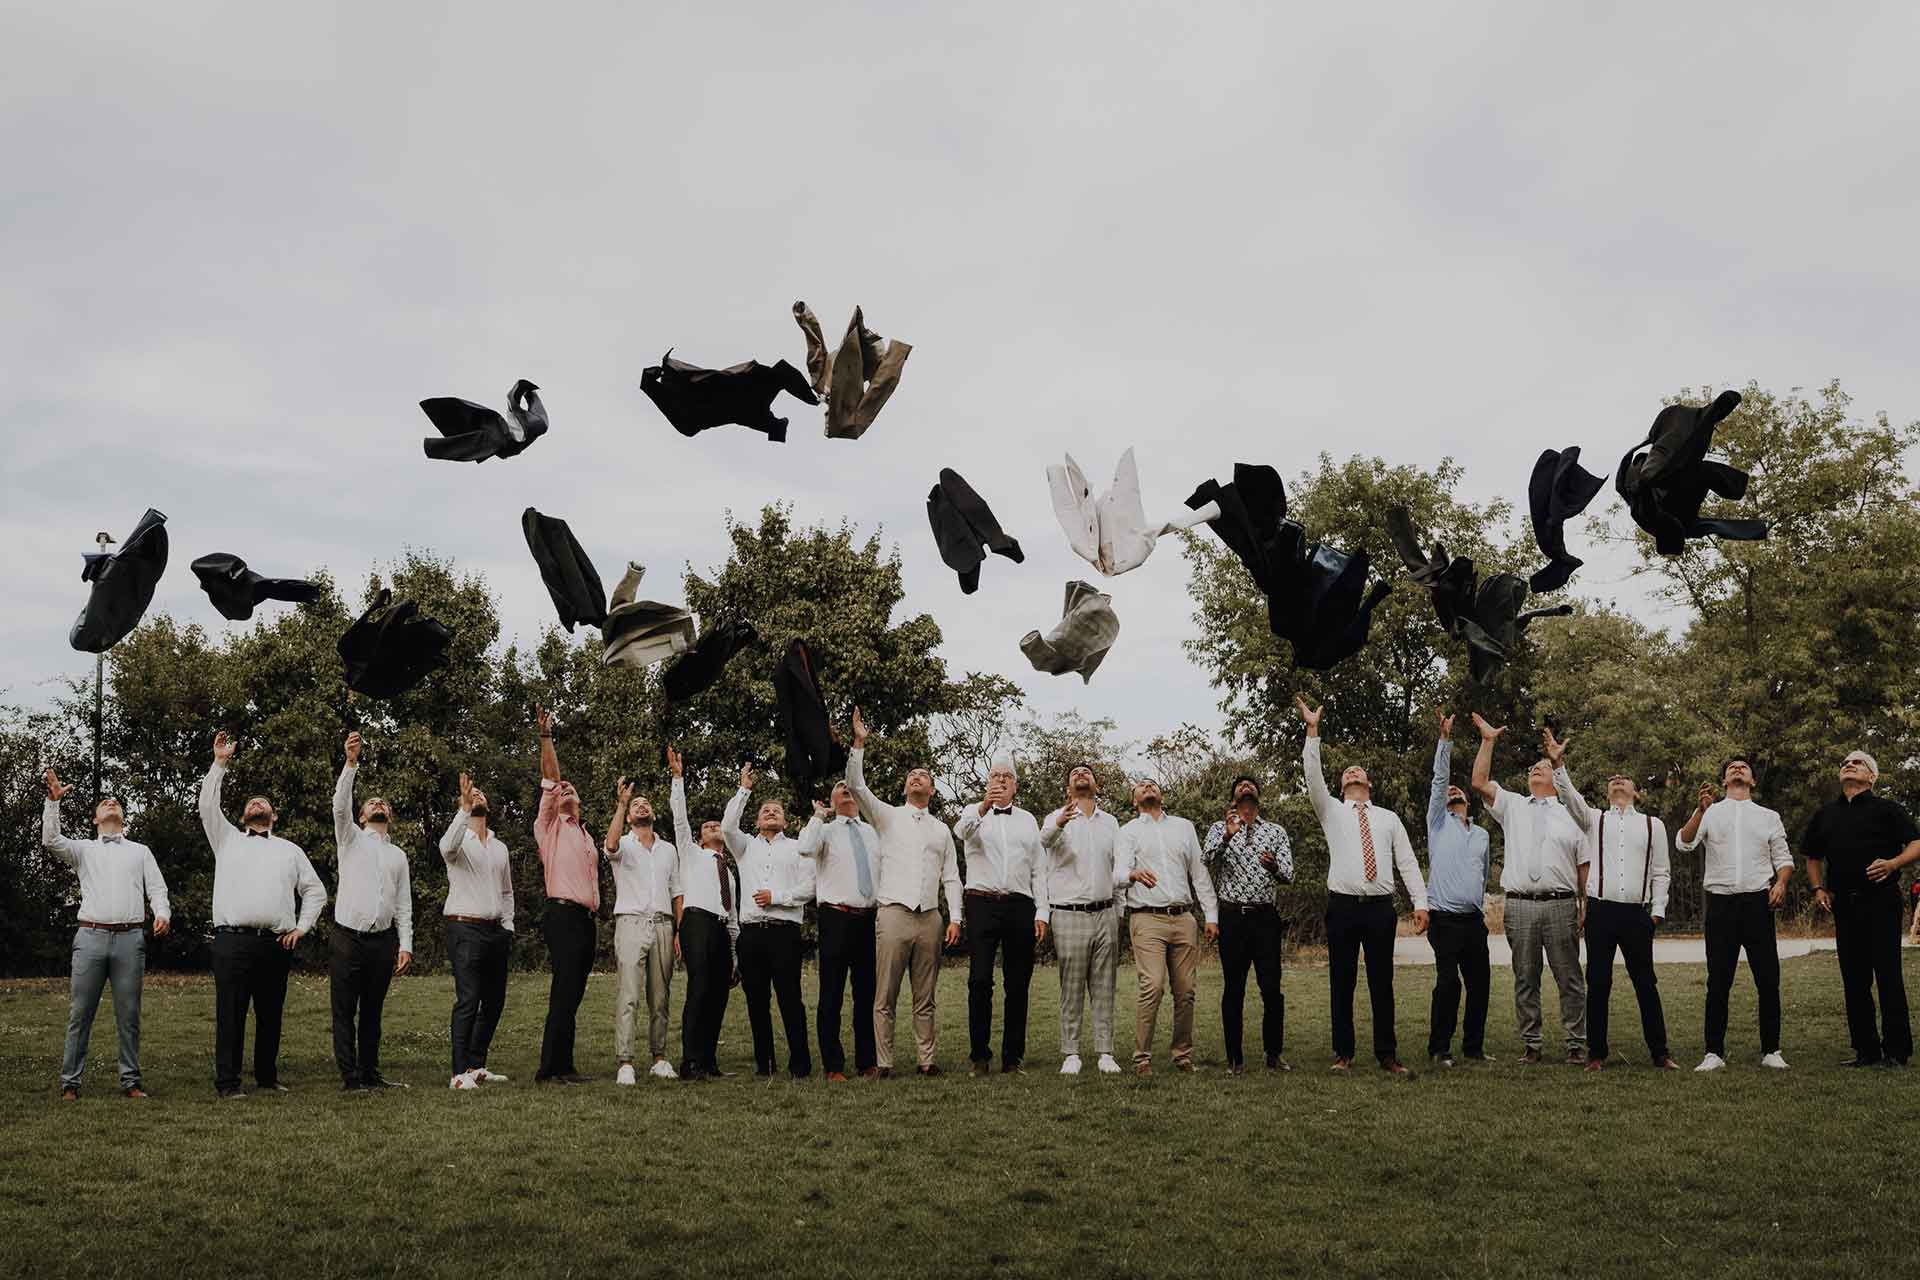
[1551,768,1594,834]
[40,771,81,867]
[1297,697,1337,821]
[537,705,560,782]
[844,741,893,835]
[604,777,632,857]
[200,732,241,852]
[1675,786,1713,851]
[798,806,829,858]
[334,756,359,855]
[667,748,691,849]
[1428,718,1454,833]
[719,763,754,859]
[1469,714,1502,806]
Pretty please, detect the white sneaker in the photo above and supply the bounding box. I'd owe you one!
[1694,1053,1727,1073]
[1760,1051,1790,1070]
[471,1068,509,1084]
[650,1059,677,1079]
[450,1071,480,1090]
[1060,1054,1082,1075]
[616,1063,637,1086]
[1096,1054,1122,1074]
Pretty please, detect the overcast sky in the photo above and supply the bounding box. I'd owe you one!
[5,1,1916,746]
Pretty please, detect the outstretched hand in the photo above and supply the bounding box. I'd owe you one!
[1293,696,1322,735]
[739,762,757,791]
[213,730,237,764]
[344,731,362,766]
[666,745,684,779]
[812,800,831,820]
[1470,713,1504,741]
[44,768,68,801]
[458,772,475,809]
[1435,708,1454,738]
[535,704,554,736]
[851,705,868,748]
[1541,725,1568,767]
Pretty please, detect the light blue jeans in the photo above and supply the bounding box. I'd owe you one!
[62,927,146,1090]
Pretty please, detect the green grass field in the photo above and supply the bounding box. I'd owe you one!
[1,951,1913,1279]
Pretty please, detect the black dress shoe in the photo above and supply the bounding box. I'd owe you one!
[257,1082,291,1093]
[1839,1055,1883,1068]
[218,1089,247,1100]
[559,1073,594,1086]
[1873,1057,1907,1070]
[680,1068,709,1083]
[367,1075,410,1089]
[342,1079,368,1092]
[1000,1060,1024,1075]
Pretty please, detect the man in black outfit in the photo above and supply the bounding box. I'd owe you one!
[1804,749,1920,1068]
[1203,777,1295,1073]
[668,746,739,1080]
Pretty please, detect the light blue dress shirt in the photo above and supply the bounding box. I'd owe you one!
[1426,739,1490,913]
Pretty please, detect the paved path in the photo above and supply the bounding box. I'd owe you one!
[1389,935,1862,966]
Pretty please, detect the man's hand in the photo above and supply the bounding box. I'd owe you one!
[813,799,831,820]
[45,768,68,801]
[278,929,304,950]
[666,744,683,779]
[1865,859,1897,882]
[673,935,683,961]
[1541,725,1568,768]
[1652,916,1663,927]
[739,762,756,791]
[1470,713,1503,742]
[1696,784,1716,814]
[459,772,475,810]
[1294,696,1322,736]
[1224,807,1243,838]
[1811,887,1833,912]
[752,889,773,908]
[1575,910,1585,939]
[1130,868,1159,888]
[851,706,868,749]
[1412,909,1429,936]
[151,917,171,938]
[1436,708,1454,738]
[213,730,237,765]
[535,704,553,736]
[729,966,741,989]
[394,950,412,976]
[1767,879,1787,910]
[345,731,362,766]
[1034,920,1048,943]
[617,776,633,809]
[1203,922,1219,942]
[1055,804,1077,828]
[944,922,961,947]
[1259,852,1277,870]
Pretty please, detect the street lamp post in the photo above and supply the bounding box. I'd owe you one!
[92,530,113,810]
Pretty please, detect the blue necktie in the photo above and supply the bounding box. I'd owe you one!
[845,819,874,899]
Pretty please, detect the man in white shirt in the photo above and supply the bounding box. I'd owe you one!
[1042,764,1123,1075]
[1113,780,1218,1075]
[43,768,170,1101]
[329,732,414,1092]
[440,772,514,1089]
[1300,698,1427,1076]
[1676,757,1795,1071]
[1545,730,1677,1072]
[200,730,327,1098]
[847,707,963,1076]
[603,775,682,1085]
[1470,714,1588,1065]
[722,764,817,1078]
[954,755,1049,1075]
[669,746,741,1082]
[799,781,881,1080]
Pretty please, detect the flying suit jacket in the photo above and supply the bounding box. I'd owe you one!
[1616,390,1768,556]
[1020,580,1120,683]
[337,589,454,699]
[927,468,1024,594]
[521,508,607,633]
[190,553,322,622]
[600,564,696,669]
[640,351,818,444]
[69,508,169,654]
[793,302,912,440]
[1385,506,1569,685]
[662,620,759,702]
[772,639,847,789]
[419,379,548,463]
[1526,446,1607,593]
[1048,448,1218,577]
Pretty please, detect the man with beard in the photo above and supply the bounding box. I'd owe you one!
[534,705,598,1085]
[1203,773,1294,1074]
[799,780,882,1080]
[722,764,816,1079]
[1114,778,1218,1076]
[199,730,327,1098]
[953,754,1048,1076]
[43,768,170,1101]
[1041,764,1123,1075]
[330,731,414,1091]
[604,775,682,1084]
[669,745,740,1081]
[441,772,514,1089]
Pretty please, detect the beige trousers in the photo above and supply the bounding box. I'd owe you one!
[875,905,941,1070]
[614,913,675,1062]
[1129,911,1200,1067]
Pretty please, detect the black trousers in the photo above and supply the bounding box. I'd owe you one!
[1218,905,1284,1064]
[1326,894,1397,1062]
[737,920,812,1076]
[210,930,291,1093]
[1833,888,1913,1064]
[1703,890,1781,1057]
[1426,909,1490,1058]
[537,901,595,1079]
[967,894,1037,1066]
[816,907,877,1074]
[329,924,398,1084]
[448,919,512,1075]
[1584,898,1668,1062]
[679,909,732,1074]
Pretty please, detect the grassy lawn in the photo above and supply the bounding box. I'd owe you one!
[0,951,1913,1279]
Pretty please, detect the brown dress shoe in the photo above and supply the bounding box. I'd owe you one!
[1175,1060,1196,1074]
[1135,1062,1153,1077]
[1380,1058,1412,1077]
[1518,1048,1543,1065]
[859,1067,880,1079]
[1583,1057,1606,1073]
[876,1068,894,1079]
[1328,1057,1352,1073]
[916,1064,943,1077]
[1654,1056,1680,1071]
[123,1086,150,1099]
[1566,1048,1589,1066]
[824,1071,848,1082]
[60,1087,79,1102]
[969,1062,991,1079]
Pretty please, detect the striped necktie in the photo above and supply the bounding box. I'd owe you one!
[1354,802,1377,882]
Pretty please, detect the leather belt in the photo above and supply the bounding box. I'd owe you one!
[545,897,592,911]
[334,922,396,939]
[740,919,799,929]
[1218,901,1275,914]
[1505,890,1576,902]
[77,920,143,932]
[823,903,877,916]
[1131,904,1187,916]
[1050,900,1112,913]
[964,889,1032,903]
[215,925,280,937]
[444,914,501,925]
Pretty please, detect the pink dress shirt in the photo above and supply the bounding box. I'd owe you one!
[536,780,600,910]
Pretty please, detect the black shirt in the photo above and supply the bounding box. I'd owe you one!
[1801,789,1920,895]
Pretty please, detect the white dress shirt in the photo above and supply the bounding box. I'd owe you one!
[200,764,326,932]
[1486,783,1589,894]
[438,810,515,928]
[845,748,963,915]
[671,777,737,924]
[721,787,816,926]
[1040,804,1120,906]
[332,765,414,952]
[1676,795,1793,894]
[608,828,681,918]
[953,803,1051,924]
[42,800,170,925]
[1553,767,1671,918]
[1303,738,1428,909]
[797,813,880,909]
[1047,448,1220,576]
[1112,811,1220,924]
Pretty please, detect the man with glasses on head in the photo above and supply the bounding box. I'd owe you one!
[1202,772,1293,1074]
[1424,712,1493,1068]
[1041,763,1123,1075]
[1803,749,1920,1069]
[1676,755,1794,1072]
[42,768,170,1101]
[329,731,414,1092]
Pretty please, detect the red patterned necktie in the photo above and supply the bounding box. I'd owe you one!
[1354,802,1378,882]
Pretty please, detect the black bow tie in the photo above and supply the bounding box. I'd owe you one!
[991,806,1013,816]
[246,829,270,838]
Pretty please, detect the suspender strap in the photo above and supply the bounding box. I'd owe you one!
[1597,812,1605,898]
[1597,811,1656,906]
[1641,814,1653,904]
